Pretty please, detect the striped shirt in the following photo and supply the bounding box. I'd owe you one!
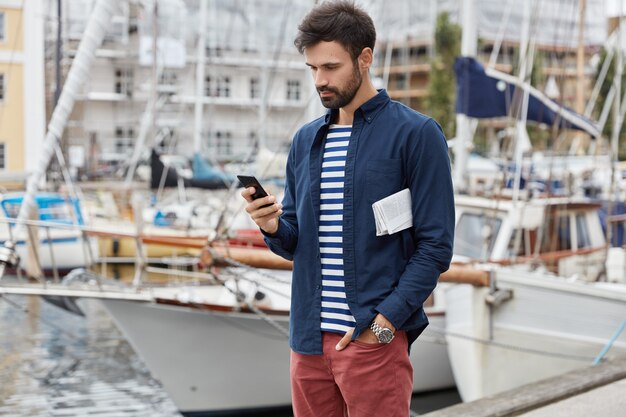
[319,125,356,334]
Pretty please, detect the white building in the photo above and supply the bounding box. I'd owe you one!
[47,0,320,177]
[44,0,610,178]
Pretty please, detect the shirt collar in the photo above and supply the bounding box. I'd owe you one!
[323,89,391,125]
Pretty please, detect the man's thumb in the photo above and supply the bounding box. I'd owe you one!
[335,331,352,351]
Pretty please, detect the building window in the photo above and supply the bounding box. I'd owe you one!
[205,75,231,97]
[0,73,5,102]
[114,127,134,154]
[392,73,408,90]
[215,131,232,156]
[216,76,230,97]
[575,213,591,249]
[159,71,178,86]
[287,80,301,101]
[204,76,212,96]
[205,46,223,57]
[0,143,6,170]
[541,213,572,252]
[248,131,259,153]
[114,68,133,97]
[409,46,428,61]
[250,77,260,99]
[0,12,5,42]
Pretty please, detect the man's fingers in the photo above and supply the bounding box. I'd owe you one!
[239,187,281,235]
[335,329,354,351]
[240,187,256,202]
[244,195,276,214]
[249,203,282,219]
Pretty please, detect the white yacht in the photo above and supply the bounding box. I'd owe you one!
[445,194,626,402]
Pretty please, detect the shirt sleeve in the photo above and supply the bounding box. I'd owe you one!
[262,140,299,261]
[375,118,455,329]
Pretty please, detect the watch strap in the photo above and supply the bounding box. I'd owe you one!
[370,320,394,344]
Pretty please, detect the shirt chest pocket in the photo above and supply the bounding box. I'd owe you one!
[365,159,403,204]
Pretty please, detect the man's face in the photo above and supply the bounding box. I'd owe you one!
[304,41,363,109]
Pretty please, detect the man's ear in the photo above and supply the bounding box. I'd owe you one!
[358,47,373,70]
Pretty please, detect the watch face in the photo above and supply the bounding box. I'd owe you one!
[378,328,394,344]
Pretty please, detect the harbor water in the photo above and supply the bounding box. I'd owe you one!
[0,288,460,417]
[0,292,181,417]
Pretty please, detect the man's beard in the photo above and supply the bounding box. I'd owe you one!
[318,65,362,109]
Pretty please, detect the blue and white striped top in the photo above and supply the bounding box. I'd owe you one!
[319,125,356,334]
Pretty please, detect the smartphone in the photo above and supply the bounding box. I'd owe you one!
[237,175,273,208]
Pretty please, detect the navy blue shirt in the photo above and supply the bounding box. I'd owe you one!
[264,90,455,354]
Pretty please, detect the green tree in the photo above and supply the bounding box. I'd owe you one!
[426,12,461,139]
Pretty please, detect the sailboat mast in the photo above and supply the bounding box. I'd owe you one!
[570,0,587,154]
[124,1,161,185]
[257,0,269,152]
[611,16,622,160]
[54,0,62,106]
[151,1,158,150]
[193,0,207,154]
[512,0,534,203]
[453,0,477,193]
[607,9,623,247]
[576,0,586,115]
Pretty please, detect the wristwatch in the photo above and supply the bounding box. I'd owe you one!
[370,320,394,344]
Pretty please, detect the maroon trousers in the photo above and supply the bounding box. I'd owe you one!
[290,331,413,417]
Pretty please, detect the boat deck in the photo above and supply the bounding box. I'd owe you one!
[0,282,153,301]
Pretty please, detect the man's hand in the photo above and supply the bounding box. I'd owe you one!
[335,314,396,351]
[241,187,283,235]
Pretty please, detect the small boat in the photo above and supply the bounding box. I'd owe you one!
[0,193,98,274]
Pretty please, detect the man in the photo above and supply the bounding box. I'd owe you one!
[241,1,454,416]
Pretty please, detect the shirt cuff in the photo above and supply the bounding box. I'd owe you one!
[261,219,288,244]
[375,291,414,330]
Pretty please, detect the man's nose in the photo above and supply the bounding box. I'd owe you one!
[314,71,328,89]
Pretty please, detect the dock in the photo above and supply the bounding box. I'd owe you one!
[422,358,626,417]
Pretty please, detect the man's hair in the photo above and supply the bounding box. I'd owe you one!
[294,0,376,61]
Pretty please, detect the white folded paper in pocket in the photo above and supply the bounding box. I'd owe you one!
[372,188,413,236]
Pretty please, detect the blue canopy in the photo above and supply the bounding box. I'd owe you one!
[191,153,235,185]
[0,193,83,225]
[454,57,600,138]
[149,149,233,190]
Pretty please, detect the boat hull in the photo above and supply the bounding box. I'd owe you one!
[0,236,99,273]
[445,268,626,402]
[100,299,453,414]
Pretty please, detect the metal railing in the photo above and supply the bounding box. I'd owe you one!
[0,214,291,311]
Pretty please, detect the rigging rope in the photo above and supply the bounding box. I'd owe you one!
[428,325,598,363]
[208,271,290,339]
